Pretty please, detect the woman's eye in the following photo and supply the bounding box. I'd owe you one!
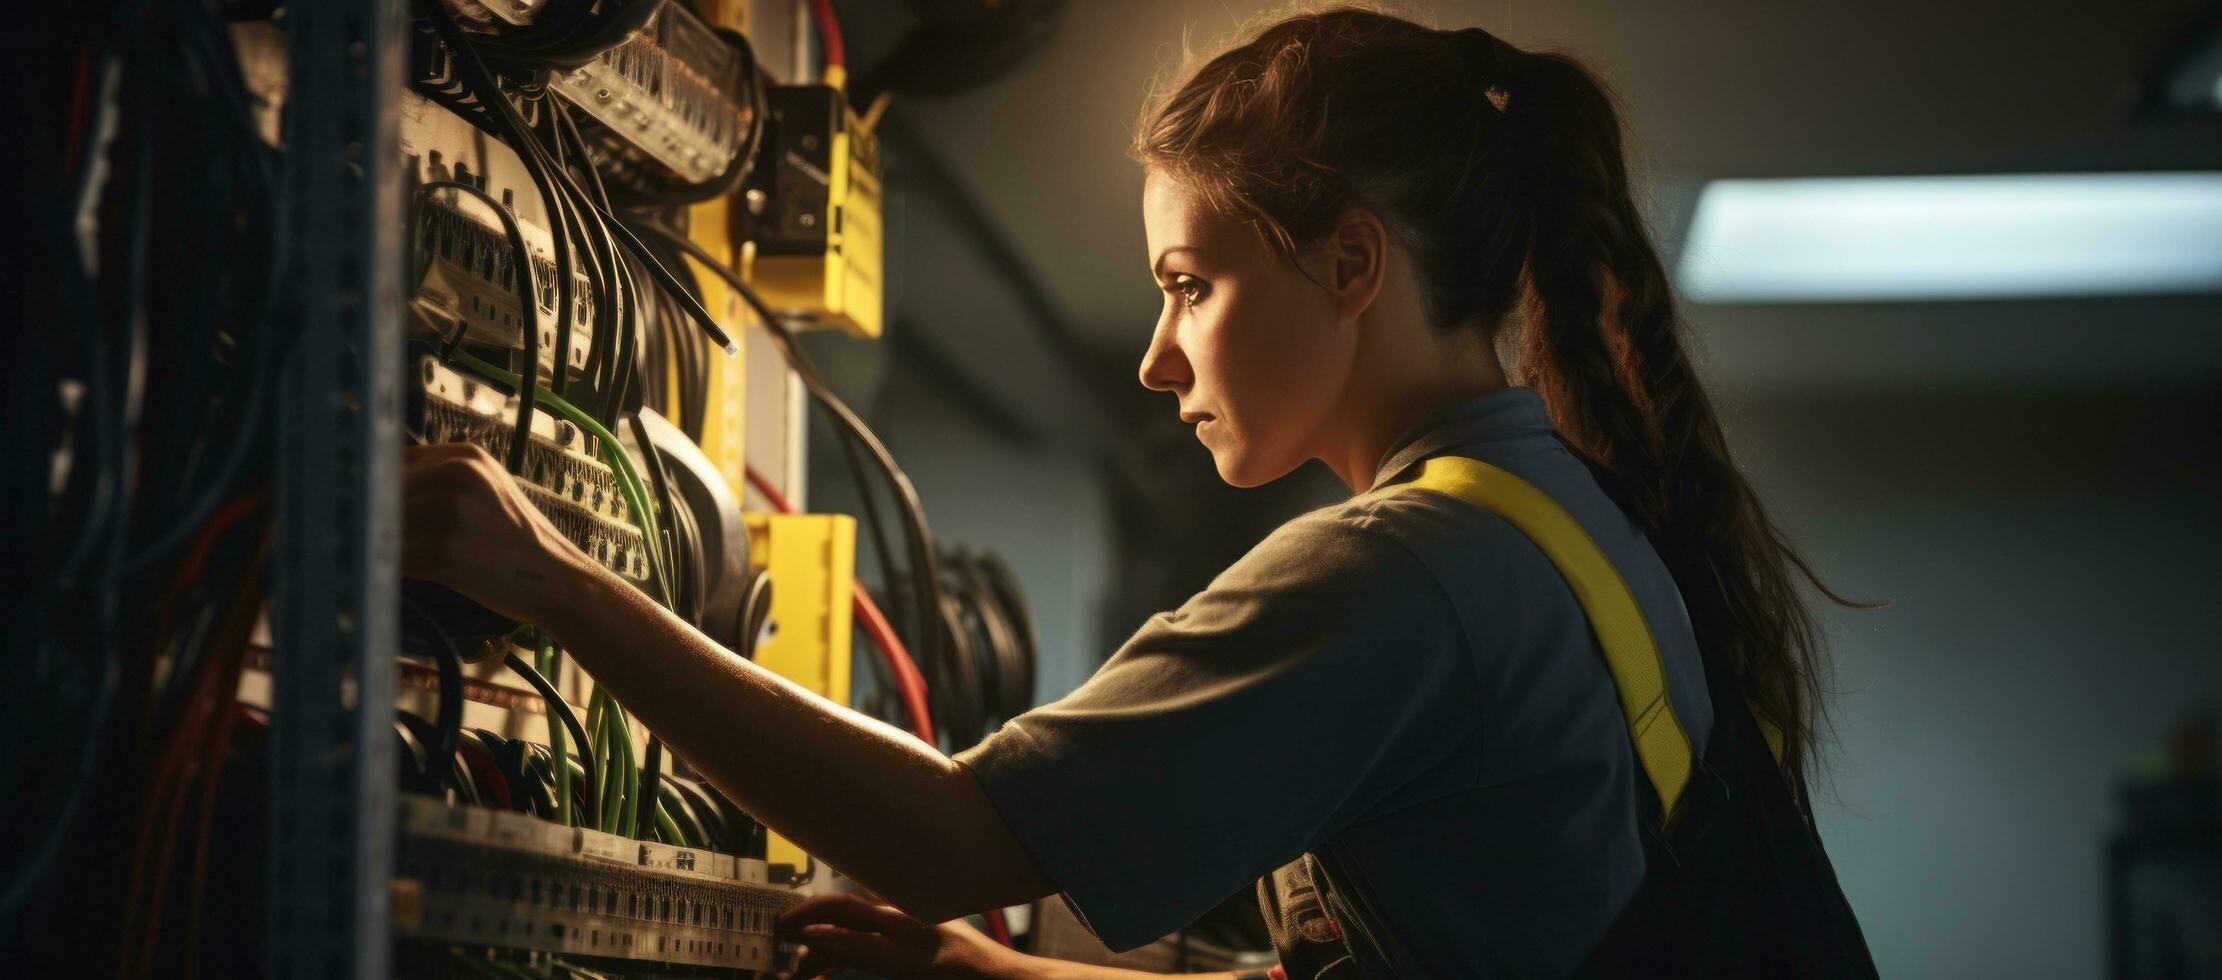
[1170,276,1209,307]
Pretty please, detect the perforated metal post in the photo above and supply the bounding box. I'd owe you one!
[265,0,406,975]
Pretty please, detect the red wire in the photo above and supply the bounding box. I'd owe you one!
[457,742,516,811]
[745,467,934,743]
[806,0,846,72]
[984,906,1016,947]
[747,468,1014,946]
[744,467,795,514]
[853,580,934,743]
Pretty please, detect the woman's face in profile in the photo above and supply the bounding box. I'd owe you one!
[1137,171,1358,488]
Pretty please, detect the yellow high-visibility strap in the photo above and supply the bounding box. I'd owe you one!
[1397,456,1695,830]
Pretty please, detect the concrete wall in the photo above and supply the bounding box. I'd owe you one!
[1716,384,2222,978]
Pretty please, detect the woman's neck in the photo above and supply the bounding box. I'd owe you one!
[1317,326,1510,494]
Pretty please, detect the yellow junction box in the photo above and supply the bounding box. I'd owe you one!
[743,511,856,871]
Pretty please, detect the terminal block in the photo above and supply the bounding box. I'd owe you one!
[413,355,655,588]
[394,795,799,973]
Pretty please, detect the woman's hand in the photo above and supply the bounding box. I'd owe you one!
[401,442,597,625]
[778,893,1021,980]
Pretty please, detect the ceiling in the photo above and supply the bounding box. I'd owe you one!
[833,0,2222,428]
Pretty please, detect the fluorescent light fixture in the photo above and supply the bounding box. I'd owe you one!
[1676,173,2222,302]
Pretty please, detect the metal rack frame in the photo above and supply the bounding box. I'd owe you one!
[264,0,406,975]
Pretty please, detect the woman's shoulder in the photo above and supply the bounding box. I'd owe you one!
[1264,482,1554,573]
[1193,487,1530,612]
[1216,492,1443,594]
[1222,481,1580,629]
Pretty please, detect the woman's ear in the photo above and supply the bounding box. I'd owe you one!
[1327,208,1390,320]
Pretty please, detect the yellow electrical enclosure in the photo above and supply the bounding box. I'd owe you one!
[746,85,884,339]
[743,511,857,871]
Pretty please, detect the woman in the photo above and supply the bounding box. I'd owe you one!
[405,8,1864,977]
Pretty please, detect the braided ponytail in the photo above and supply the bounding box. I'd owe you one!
[1508,50,1852,798]
[1137,8,1861,801]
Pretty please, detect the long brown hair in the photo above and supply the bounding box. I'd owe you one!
[1135,7,1859,799]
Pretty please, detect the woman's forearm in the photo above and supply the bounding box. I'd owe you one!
[539,553,1054,922]
[1005,959,1250,980]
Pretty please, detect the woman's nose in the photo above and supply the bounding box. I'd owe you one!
[1138,316,1189,393]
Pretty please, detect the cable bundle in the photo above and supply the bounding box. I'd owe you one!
[7,2,286,969]
[936,548,1039,741]
[411,0,756,858]
[389,646,763,856]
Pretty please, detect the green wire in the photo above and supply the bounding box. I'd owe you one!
[607,695,639,838]
[563,755,588,819]
[446,351,670,845]
[536,641,571,828]
[653,802,686,846]
[447,350,671,605]
[587,690,617,833]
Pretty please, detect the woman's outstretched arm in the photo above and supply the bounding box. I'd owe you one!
[401,442,1055,923]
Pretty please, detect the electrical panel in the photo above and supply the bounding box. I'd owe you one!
[401,82,602,380]
[415,355,655,588]
[393,795,797,971]
[27,0,1040,974]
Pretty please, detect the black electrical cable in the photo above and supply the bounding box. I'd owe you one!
[625,408,689,836]
[550,96,632,422]
[548,97,650,435]
[934,589,985,742]
[626,414,678,608]
[486,734,554,816]
[966,558,1031,723]
[656,778,711,847]
[622,220,944,719]
[636,282,664,414]
[540,102,582,399]
[394,720,435,795]
[468,0,661,71]
[941,555,994,727]
[548,97,619,409]
[418,2,578,433]
[835,419,913,663]
[639,735,667,839]
[501,651,598,820]
[665,776,731,852]
[541,99,615,416]
[521,744,565,817]
[607,248,642,422]
[503,739,548,816]
[414,179,538,473]
[978,552,1038,711]
[678,287,708,438]
[120,0,287,573]
[666,482,706,625]
[398,710,477,805]
[548,185,735,353]
[737,569,772,659]
[8,16,151,913]
[637,232,712,441]
[400,598,467,796]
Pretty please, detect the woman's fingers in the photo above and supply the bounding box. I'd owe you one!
[788,923,918,977]
[778,892,925,939]
[789,943,842,980]
[397,441,588,623]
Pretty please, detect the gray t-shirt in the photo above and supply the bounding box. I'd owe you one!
[955,388,1715,976]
